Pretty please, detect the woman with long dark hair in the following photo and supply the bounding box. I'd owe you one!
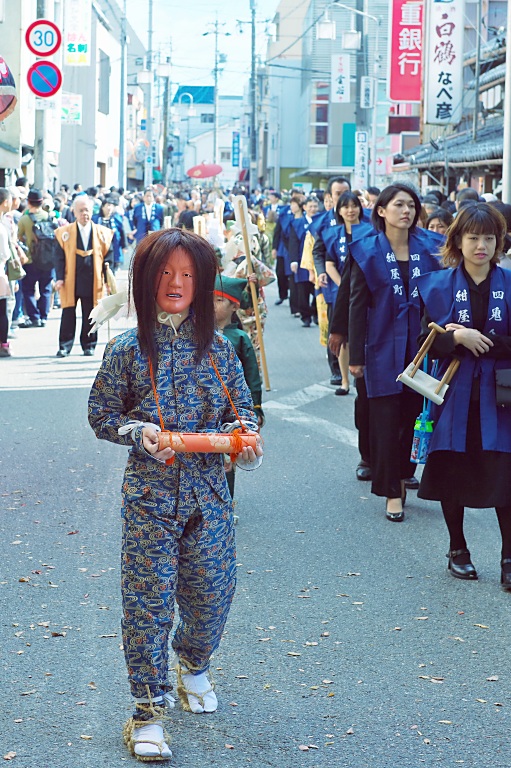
[417,203,511,585]
[88,228,263,761]
[348,184,443,521]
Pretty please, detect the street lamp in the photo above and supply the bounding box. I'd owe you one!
[177,91,196,117]
[318,1,381,186]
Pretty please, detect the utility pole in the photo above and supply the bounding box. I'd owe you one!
[213,17,219,165]
[502,0,511,201]
[118,0,127,189]
[472,0,483,141]
[162,70,170,186]
[144,0,153,187]
[34,0,49,190]
[250,0,257,188]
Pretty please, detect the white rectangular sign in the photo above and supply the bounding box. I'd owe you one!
[353,131,369,188]
[424,0,465,125]
[331,54,351,103]
[360,76,375,109]
[64,0,91,66]
[61,92,83,124]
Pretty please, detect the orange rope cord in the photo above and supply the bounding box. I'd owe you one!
[148,359,166,432]
[148,353,249,465]
[208,352,247,432]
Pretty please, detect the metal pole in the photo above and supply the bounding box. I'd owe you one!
[502,0,511,202]
[34,0,49,190]
[213,18,219,165]
[118,0,127,189]
[370,20,379,186]
[250,0,257,187]
[472,0,483,141]
[162,74,170,187]
[144,0,153,187]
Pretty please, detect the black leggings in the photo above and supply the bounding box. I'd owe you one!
[441,502,511,558]
[0,298,8,344]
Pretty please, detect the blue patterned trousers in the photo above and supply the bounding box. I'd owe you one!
[121,496,236,699]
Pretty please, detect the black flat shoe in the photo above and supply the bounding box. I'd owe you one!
[501,558,511,590]
[386,499,404,522]
[83,349,94,356]
[56,349,70,358]
[335,386,350,396]
[355,462,371,481]
[274,298,285,305]
[404,476,419,490]
[447,549,478,580]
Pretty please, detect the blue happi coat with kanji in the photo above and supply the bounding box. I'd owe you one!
[417,265,511,454]
[350,228,443,397]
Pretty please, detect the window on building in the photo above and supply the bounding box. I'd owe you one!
[98,50,110,115]
[201,113,214,123]
[220,149,231,162]
[310,81,329,146]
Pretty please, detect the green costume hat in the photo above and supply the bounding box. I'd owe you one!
[214,274,248,306]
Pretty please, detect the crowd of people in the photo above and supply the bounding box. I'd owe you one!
[4,171,511,760]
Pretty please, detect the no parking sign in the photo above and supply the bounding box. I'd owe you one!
[27,61,62,98]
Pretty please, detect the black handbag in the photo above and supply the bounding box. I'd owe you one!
[495,369,511,407]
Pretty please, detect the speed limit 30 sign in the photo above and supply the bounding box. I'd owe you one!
[25,19,62,57]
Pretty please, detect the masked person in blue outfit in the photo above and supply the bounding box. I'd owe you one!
[88,229,263,762]
[348,184,444,522]
[417,203,511,587]
[132,187,165,244]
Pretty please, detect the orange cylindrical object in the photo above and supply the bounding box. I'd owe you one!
[158,431,258,454]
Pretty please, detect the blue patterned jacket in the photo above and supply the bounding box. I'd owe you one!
[88,319,256,524]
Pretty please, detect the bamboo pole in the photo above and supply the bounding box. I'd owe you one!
[234,195,271,391]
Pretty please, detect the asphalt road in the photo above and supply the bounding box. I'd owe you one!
[1,280,510,768]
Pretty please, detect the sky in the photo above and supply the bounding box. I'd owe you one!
[125,0,281,96]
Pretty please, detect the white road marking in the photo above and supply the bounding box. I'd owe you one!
[264,385,358,448]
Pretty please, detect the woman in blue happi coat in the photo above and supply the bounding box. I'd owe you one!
[92,197,127,272]
[417,203,511,587]
[348,184,443,521]
[288,196,320,327]
[88,229,262,761]
[323,191,373,395]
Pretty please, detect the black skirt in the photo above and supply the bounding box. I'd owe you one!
[418,400,511,508]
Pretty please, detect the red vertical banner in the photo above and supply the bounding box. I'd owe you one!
[389,0,424,103]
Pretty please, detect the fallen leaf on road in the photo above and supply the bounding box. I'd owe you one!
[67,531,79,535]
[51,632,67,638]
[88,682,97,690]
[474,624,489,629]
[20,690,36,696]
[298,745,309,751]
[486,676,499,681]
[98,634,117,638]
[476,699,487,703]
[18,577,30,583]
[225,744,234,749]
[3,752,16,761]
[438,720,452,724]
[346,727,354,735]
[80,735,92,740]
[287,652,301,657]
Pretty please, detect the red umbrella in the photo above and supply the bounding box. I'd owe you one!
[0,56,17,121]
[186,163,223,179]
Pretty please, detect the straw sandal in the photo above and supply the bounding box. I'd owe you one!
[174,661,217,714]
